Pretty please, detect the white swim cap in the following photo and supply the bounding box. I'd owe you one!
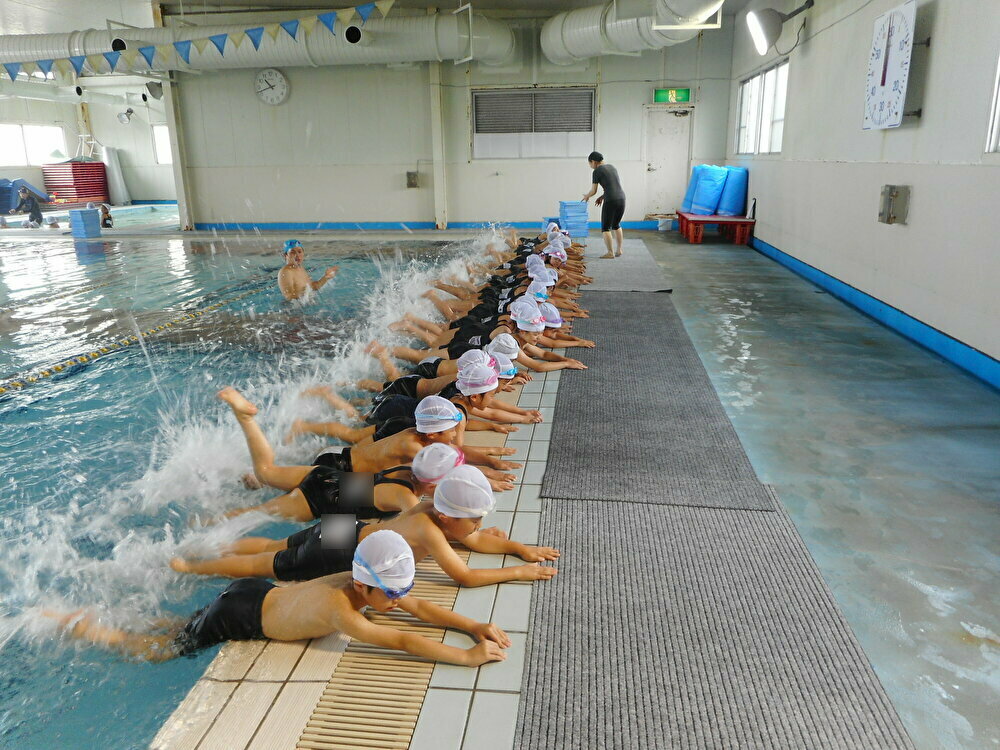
[457,361,499,396]
[456,349,491,371]
[547,248,568,263]
[539,302,564,328]
[485,334,519,358]
[526,254,545,267]
[413,395,463,433]
[412,443,465,483]
[546,222,560,234]
[433,465,495,518]
[526,280,550,301]
[492,352,518,379]
[353,529,415,592]
[510,297,541,320]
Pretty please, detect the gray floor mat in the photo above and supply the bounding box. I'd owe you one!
[543,291,769,509]
[581,238,673,292]
[515,500,915,750]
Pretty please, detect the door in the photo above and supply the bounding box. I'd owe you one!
[644,107,692,215]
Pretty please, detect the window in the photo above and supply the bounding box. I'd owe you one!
[472,88,594,159]
[987,53,1000,153]
[736,60,789,155]
[0,123,65,166]
[152,125,173,165]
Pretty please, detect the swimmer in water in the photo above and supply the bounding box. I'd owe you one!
[278,239,339,301]
[45,530,510,665]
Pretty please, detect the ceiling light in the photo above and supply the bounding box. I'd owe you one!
[145,82,163,100]
[117,108,134,124]
[746,0,813,56]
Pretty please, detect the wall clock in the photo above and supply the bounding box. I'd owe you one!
[863,0,916,130]
[254,68,289,106]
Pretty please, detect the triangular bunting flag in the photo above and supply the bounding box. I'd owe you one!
[36,59,55,75]
[265,23,281,41]
[279,19,299,39]
[59,58,76,76]
[121,49,138,68]
[356,3,376,23]
[245,27,265,50]
[300,16,318,34]
[336,8,355,26]
[228,32,244,49]
[317,12,336,34]
[21,62,38,76]
[103,51,121,71]
[86,54,105,72]
[138,45,157,66]
[209,33,228,55]
[192,38,210,55]
[156,45,175,64]
[3,62,22,80]
[375,0,395,17]
[173,40,193,64]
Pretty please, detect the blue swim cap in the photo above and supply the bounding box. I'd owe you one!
[283,239,302,254]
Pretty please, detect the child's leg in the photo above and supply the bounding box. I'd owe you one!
[433,282,474,300]
[44,610,180,662]
[285,419,375,445]
[388,319,439,347]
[404,313,446,336]
[170,550,278,578]
[300,385,362,420]
[415,372,460,398]
[365,341,403,381]
[392,345,445,364]
[218,388,313,491]
[421,290,461,319]
[356,379,384,393]
[220,489,314,522]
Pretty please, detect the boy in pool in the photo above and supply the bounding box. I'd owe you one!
[172,463,558,585]
[47,530,510,665]
[278,239,339,301]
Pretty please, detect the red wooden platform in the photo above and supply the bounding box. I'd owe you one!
[677,211,755,245]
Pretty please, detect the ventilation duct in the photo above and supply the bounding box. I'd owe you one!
[0,14,515,71]
[0,78,120,104]
[541,0,725,65]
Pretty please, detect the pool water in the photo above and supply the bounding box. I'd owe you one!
[0,234,485,748]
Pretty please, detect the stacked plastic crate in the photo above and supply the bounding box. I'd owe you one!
[558,200,589,238]
[69,209,102,238]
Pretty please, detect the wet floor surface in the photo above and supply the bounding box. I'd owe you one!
[640,231,1000,750]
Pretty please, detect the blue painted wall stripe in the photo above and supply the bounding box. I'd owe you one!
[194,219,660,232]
[132,200,178,205]
[750,236,1000,391]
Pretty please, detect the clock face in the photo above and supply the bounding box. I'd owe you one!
[863,0,916,130]
[254,68,289,106]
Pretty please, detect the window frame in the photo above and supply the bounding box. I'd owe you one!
[471,86,596,160]
[152,124,173,165]
[735,59,789,156]
[986,51,1000,153]
[0,122,66,166]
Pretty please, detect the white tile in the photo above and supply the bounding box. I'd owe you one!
[494,487,518,511]
[485,510,513,536]
[516,392,542,408]
[453,585,498,622]
[539,393,558,407]
[532,423,552,440]
[410,689,474,750]
[512,513,539,544]
[461,692,520,750]
[492,584,532,632]
[522,461,546,484]
[509,423,533,441]
[537,407,554,421]
[430,631,479,689]
[542,379,561,393]
[468,552,505,569]
[502,440,530,461]
[547,371,561,383]
[517,484,541,512]
[476,632,527,692]
[527,442,550,461]
[520,380,543,393]
[246,682,326,750]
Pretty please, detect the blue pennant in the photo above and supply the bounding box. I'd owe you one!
[69,56,87,74]
[103,51,121,71]
[356,3,376,23]
[3,62,21,81]
[36,59,54,75]
[279,20,299,39]
[173,40,193,64]
[317,12,336,34]
[245,27,265,50]
[138,46,156,66]
[209,33,228,55]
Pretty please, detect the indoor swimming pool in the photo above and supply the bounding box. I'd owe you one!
[0,234,481,748]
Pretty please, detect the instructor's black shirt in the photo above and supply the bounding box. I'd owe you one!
[592,164,625,202]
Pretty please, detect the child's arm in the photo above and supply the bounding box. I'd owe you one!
[523,344,588,370]
[426,532,557,586]
[461,530,560,563]
[462,445,520,471]
[311,266,339,291]
[477,403,543,424]
[398,596,510,649]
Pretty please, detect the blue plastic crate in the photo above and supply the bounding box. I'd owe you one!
[558,200,589,238]
[69,209,102,238]
[542,217,560,231]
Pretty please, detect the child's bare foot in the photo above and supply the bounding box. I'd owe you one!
[364,340,387,356]
[241,472,264,489]
[283,419,306,445]
[301,385,333,399]
[169,557,192,573]
[42,608,85,629]
[217,387,258,420]
[388,320,409,333]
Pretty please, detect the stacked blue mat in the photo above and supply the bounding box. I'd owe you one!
[680,165,749,216]
[69,209,102,238]
[558,200,589,238]
[0,178,49,213]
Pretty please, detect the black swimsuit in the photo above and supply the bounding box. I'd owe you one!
[313,446,352,471]
[174,578,275,656]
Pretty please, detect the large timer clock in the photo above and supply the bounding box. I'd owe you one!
[863,0,916,130]
[254,68,289,106]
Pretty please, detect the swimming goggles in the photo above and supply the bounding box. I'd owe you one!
[353,553,414,600]
[515,315,545,326]
[498,366,519,379]
[415,410,463,422]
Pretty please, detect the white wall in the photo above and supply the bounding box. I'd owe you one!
[0,97,80,190]
[87,96,176,201]
[166,11,733,227]
[727,0,1000,359]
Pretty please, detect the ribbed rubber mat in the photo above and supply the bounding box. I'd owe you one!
[296,551,469,750]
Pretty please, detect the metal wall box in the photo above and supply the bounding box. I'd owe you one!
[878,185,910,224]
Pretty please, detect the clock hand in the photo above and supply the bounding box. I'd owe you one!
[256,81,275,94]
[880,18,892,86]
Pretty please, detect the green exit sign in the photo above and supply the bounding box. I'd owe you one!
[654,87,691,103]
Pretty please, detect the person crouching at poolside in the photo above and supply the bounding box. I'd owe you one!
[46,530,510,665]
[171,464,558,586]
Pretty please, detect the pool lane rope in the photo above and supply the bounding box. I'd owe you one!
[0,287,264,397]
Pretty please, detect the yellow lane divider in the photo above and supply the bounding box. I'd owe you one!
[0,287,264,397]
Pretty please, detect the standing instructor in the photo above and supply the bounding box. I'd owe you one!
[581,151,626,259]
